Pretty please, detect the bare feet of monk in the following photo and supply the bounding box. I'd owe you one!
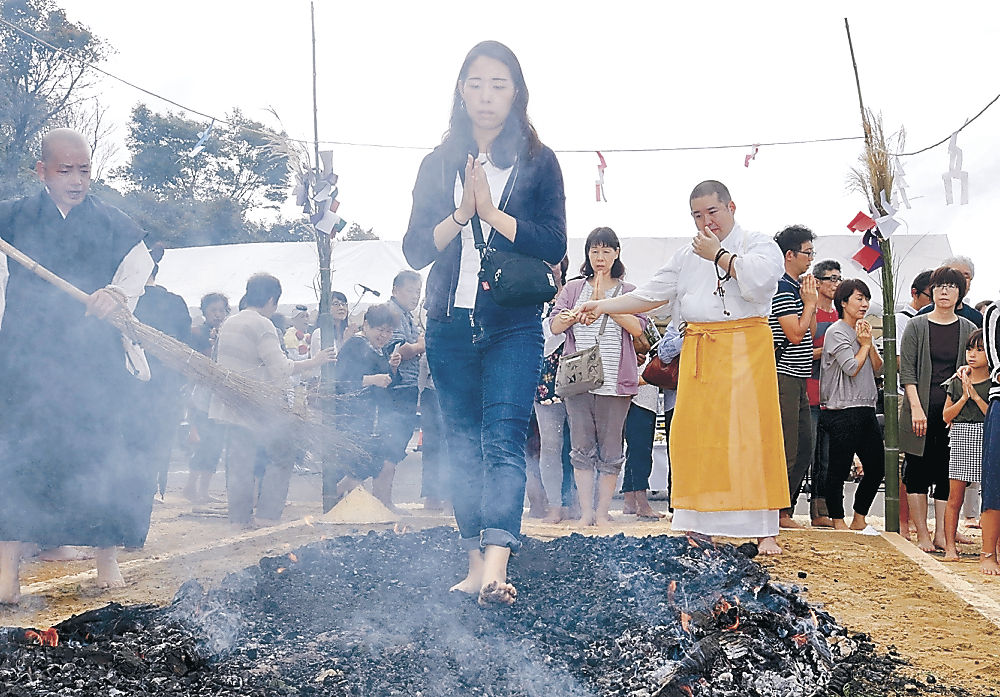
[832,519,849,531]
[478,545,516,607]
[95,547,125,589]
[757,537,782,555]
[449,549,484,595]
[0,542,22,604]
[779,514,804,529]
[981,553,1000,575]
[811,516,834,528]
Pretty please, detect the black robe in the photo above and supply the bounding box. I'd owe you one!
[0,190,150,548]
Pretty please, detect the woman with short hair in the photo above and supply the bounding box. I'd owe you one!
[900,266,976,552]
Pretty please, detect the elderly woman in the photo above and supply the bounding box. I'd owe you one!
[900,266,976,552]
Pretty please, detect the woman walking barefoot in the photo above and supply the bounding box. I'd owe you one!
[403,41,566,605]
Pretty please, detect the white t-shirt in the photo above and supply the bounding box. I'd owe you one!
[452,155,513,309]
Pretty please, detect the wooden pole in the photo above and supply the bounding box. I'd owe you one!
[844,18,900,533]
[311,1,334,382]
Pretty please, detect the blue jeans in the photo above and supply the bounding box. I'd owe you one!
[425,309,543,552]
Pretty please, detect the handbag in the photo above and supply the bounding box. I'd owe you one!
[466,159,558,308]
[642,354,680,390]
[554,284,622,397]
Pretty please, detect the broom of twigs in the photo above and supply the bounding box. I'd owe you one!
[0,236,366,471]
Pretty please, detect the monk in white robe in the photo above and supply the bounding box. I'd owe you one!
[579,180,788,554]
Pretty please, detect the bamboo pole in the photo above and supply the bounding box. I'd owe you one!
[311,1,335,384]
[844,18,900,532]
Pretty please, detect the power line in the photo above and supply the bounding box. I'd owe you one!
[0,15,868,157]
[896,90,1000,157]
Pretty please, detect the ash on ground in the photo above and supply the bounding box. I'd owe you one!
[0,529,971,696]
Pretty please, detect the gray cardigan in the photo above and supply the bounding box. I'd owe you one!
[899,314,976,456]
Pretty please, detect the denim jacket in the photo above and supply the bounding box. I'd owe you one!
[402,144,567,327]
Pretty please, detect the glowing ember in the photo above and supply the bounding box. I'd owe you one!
[680,612,692,633]
[791,633,808,648]
[668,580,677,603]
[288,552,298,563]
[23,628,59,647]
[276,567,286,574]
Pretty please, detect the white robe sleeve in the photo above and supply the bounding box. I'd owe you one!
[631,246,683,305]
[733,235,784,306]
[110,241,155,311]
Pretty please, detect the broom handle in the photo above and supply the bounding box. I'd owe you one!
[0,236,92,305]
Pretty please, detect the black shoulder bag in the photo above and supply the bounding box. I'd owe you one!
[464,158,558,308]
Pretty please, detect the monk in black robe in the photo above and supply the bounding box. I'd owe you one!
[0,129,155,604]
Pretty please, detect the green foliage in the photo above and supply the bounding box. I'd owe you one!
[341,222,379,241]
[116,105,290,210]
[0,0,108,199]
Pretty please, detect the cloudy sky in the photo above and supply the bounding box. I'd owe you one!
[55,0,1000,302]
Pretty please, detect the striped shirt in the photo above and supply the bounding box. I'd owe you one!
[983,302,1000,401]
[768,273,813,379]
[571,281,622,396]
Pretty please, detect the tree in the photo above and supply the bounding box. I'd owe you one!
[341,222,379,241]
[116,105,289,213]
[0,0,108,199]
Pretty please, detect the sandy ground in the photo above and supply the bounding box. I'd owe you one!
[2,450,1000,696]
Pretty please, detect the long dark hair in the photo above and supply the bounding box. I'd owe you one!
[442,40,542,168]
[580,227,625,279]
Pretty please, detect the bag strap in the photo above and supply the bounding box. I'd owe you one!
[596,283,623,337]
[461,157,520,259]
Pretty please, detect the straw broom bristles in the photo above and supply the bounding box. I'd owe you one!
[0,236,367,472]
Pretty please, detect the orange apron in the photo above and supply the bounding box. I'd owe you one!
[669,317,789,512]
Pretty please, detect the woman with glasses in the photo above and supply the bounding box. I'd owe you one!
[310,291,358,359]
[402,41,566,605]
[900,266,976,552]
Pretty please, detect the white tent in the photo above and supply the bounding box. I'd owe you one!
[158,233,953,318]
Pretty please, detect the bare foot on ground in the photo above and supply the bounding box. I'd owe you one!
[849,514,869,531]
[478,580,517,607]
[574,514,597,527]
[956,532,976,545]
[779,515,804,529]
[981,555,1000,575]
[832,519,849,530]
[915,535,936,553]
[811,516,834,528]
[635,507,665,519]
[95,548,125,589]
[757,537,782,555]
[942,547,961,562]
[541,509,566,524]
[449,574,482,594]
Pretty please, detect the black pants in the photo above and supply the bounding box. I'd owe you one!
[622,404,656,492]
[902,401,951,500]
[820,407,885,520]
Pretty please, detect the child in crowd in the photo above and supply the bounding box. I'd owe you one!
[942,330,990,561]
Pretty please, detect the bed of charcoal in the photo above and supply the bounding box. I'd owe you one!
[0,528,970,697]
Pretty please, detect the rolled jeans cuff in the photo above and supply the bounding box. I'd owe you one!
[481,527,521,554]
[596,455,626,475]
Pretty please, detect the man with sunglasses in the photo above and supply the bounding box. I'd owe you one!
[769,225,819,529]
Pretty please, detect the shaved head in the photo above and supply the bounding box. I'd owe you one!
[40,128,91,164]
[36,128,93,213]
